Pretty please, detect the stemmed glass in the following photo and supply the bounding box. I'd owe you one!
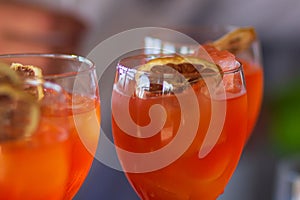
[0,54,100,199]
[111,52,248,199]
[177,26,264,140]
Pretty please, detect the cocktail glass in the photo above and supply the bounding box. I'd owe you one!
[176,26,264,140]
[0,77,71,199]
[0,54,100,199]
[111,52,248,199]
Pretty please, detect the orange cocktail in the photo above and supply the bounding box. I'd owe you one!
[240,59,263,137]
[207,26,264,140]
[40,55,100,199]
[0,54,100,199]
[0,79,71,200]
[112,54,248,199]
[202,42,264,140]
[63,93,100,199]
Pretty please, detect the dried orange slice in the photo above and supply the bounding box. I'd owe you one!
[212,27,257,54]
[0,84,40,141]
[135,56,223,96]
[139,56,222,77]
[10,63,44,100]
[10,63,43,77]
[0,64,21,86]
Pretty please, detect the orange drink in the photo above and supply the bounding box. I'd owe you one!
[170,26,264,141]
[63,93,100,199]
[0,78,71,200]
[240,59,263,137]
[112,54,248,199]
[202,42,264,139]
[40,56,100,199]
[0,54,100,199]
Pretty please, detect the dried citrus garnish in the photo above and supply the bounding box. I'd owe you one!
[212,27,257,54]
[10,63,43,77]
[139,56,222,78]
[10,63,44,100]
[0,83,40,141]
[135,56,223,96]
[0,63,21,86]
[0,63,44,142]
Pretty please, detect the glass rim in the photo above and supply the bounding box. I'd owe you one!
[169,24,240,32]
[0,53,95,79]
[167,24,258,38]
[117,53,243,76]
[146,25,261,53]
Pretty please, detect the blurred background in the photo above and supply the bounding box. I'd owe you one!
[1,0,300,199]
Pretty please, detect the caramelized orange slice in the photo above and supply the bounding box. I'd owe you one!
[0,64,21,85]
[212,27,257,54]
[138,56,222,80]
[0,84,40,141]
[10,63,44,100]
[136,56,223,96]
[10,63,43,77]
